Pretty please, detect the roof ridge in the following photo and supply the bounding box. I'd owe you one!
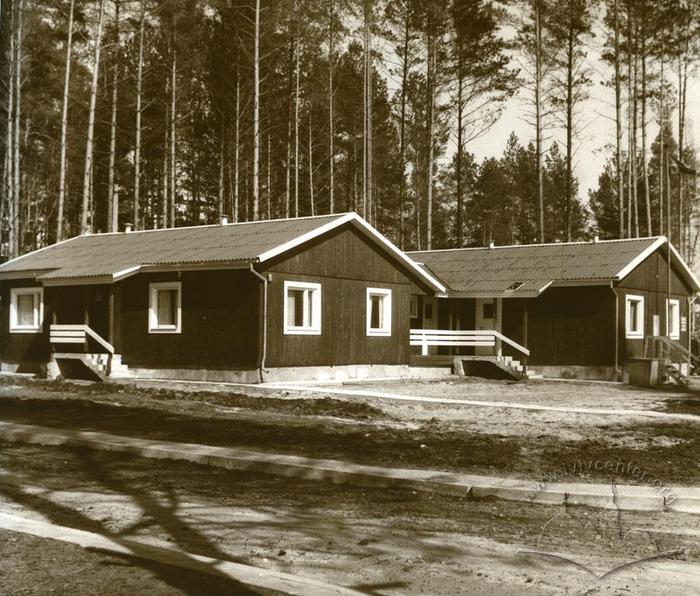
[83,212,353,237]
[408,236,665,254]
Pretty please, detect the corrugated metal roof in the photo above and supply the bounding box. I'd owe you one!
[409,237,691,296]
[0,214,349,280]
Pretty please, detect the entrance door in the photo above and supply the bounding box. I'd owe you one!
[475,298,501,355]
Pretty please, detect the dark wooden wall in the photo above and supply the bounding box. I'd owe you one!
[0,279,50,368]
[263,226,420,367]
[616,249,692,361]
[118,269,261,370]
[525,286,617,366]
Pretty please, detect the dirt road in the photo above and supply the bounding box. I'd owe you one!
[1,442,699,595]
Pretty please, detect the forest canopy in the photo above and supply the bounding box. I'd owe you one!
[0,0,698,263]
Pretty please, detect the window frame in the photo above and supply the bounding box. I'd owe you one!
[625,294,645,339]
[148,281,182,334]
[283,280,322,335]
[666,298,680,340]
[366,287,392,337]
[9,287,43,334]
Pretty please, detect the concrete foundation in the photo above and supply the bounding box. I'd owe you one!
[1,360,46,377]
[126,364,452,384]
[531,365,617,381]
[127,367,261,384]
[262,364,452,383]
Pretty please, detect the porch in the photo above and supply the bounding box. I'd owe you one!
[45,284,130,381]
[408,294,533,380]
[409,328,533,380]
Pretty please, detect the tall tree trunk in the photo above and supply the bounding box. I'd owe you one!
[626,0,632,238]
[132,0,145,230]
[659,57,664,236]
[3,0,14,257]
[398,0,409,248]
[327,0,335,214]
[233,65,240,222]
[162,122,168,227]
[614,0,624,238]
[218,125,225,218]
[169,41,176,228]
[266,131,271,218]
[80,0,104,235]
[640,12,651,237]
[362,0,369,219]
[632,19,639,238]
[11,0,22,256]
[565,22,573,241]
[285,37,293,218]
[252,0,260,220]
[294,27,300,218]
[677,43,687,254]
[455,41,464,246]
[534,0,544,243]
[56,0,75,241]
[106,0,119,233]
[425,32,435,250]
[308,114,314,216]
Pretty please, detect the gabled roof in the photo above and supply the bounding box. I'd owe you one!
[409,236,700,298]
[0,212,445,292]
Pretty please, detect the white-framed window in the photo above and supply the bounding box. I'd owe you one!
[283,281,321,335]
[9,287,43,333]
[366,288,392,336]
[149,282,182,334]
[666,298,680,340]
[625,294,644,339]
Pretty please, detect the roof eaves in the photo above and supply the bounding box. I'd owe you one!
[668,241,700,291]
[613,236,666,280]
[256,213,355,263]
[350,217,447,293]
[0,235,84,273]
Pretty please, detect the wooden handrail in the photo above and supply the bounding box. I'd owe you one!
[645,335,698,366]
[50,324,115,354]
[410,328,530,357]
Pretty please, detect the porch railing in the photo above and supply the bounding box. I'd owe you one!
[643,335,697,368]
[50,324,115,354]
[410,328,530,358]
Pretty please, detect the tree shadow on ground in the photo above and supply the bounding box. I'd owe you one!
[0,460,278,595]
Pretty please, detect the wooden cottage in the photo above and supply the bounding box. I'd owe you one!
[409,237,699,382]
[0,213,445,383]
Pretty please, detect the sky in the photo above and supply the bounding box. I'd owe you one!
[452,18,699,205]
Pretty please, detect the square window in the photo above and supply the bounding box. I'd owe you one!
[625,294,644,339]
[367,288,392,336]
[10,287,43,333]
[149,282,181,333]
[284,281,321,335]
[483,302,495,319]
[667,298,680,340]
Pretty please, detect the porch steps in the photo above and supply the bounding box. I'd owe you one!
[52,353,132,382]
[663,361,690,386]
[108,354,132,379]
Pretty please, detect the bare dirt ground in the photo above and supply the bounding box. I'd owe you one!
[0,528,274,595]
[1,442,699,595]
[0,376,698,485]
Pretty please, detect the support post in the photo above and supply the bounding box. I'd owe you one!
[522,300,529,373]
